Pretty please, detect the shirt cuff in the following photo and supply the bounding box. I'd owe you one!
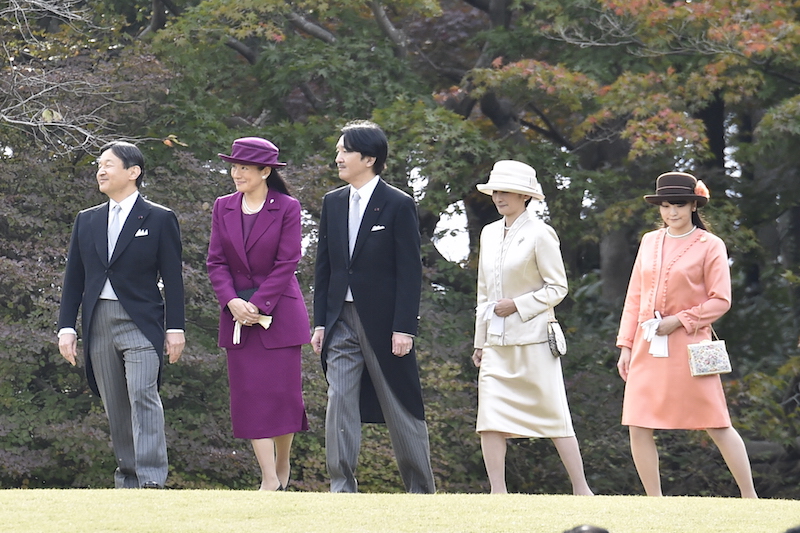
[58,328,77,338]
[166,329,185,334]
[393,332,415,338]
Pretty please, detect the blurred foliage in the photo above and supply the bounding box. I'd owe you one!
[1,0,800,499]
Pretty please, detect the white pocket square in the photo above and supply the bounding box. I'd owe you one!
[134,229,149,237]
[371,225,386,232]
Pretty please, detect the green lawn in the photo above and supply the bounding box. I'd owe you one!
[1,491,798,532]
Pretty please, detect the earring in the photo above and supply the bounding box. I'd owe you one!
[262,175,268,180]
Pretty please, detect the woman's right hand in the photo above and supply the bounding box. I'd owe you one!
[472,348,483,367]
[617,347,632,382]
[227,297,260,325]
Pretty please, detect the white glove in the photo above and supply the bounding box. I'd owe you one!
[476,301,504,336]
[641,311,669,357]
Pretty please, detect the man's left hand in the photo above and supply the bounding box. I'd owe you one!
[392,333,413,357]
[165,331,185,363]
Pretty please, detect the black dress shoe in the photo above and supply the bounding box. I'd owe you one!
[141,481,162,489]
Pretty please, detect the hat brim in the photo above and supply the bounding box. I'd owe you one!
[644,194,708,207]
[218,153,287,167]
[477,183,545,200]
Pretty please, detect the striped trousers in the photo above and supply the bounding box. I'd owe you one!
[90,300,168,488]
[325,302,435,493]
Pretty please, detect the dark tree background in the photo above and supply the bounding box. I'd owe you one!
[1,0,799,496]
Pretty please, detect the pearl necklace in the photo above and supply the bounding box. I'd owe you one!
[241,195,265,214]
[666,225,697,239]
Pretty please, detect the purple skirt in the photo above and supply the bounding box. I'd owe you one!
[226,343,308,439]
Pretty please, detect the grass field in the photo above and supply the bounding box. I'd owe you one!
[1,490,798,532]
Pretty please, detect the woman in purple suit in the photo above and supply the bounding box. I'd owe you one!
[207,137,310,491]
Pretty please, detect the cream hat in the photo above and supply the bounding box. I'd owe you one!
[476,160,545,200]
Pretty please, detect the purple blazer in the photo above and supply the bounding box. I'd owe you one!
[207,190,310,350]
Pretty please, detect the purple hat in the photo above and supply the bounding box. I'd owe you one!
[218,137,286,167]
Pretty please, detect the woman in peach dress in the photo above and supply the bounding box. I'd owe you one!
[616,171,757,498]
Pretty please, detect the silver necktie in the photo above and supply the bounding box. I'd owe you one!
[108,204,121,260]
[348,191,361,257]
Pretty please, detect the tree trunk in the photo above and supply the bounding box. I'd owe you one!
[600,227,637,304]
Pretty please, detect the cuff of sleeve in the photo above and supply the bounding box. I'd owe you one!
[512,295,532,321]
[676,312,695,334]
[58,328,77,338]
[615,337,633,349]
[166,329,184,334]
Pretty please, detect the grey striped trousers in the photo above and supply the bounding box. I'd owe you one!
[325,302,435,493]
[90,300,168,488]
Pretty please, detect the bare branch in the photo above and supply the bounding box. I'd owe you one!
[286,12,336,44]
[1,0,92,41]
[138,0,168,40]
[160,0,181,16]
[224,37,259,65]
[0,64,123,154]
[460,0,491,13]
[299,82,323,113]
[369,0,408,58]
[0,32,168,155]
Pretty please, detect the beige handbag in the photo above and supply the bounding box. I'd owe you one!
[687,325,731,377]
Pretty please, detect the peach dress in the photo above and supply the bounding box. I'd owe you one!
[616,228,732,429]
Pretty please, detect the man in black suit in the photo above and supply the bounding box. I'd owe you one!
[57,141,185,488]
[311,121,435,493]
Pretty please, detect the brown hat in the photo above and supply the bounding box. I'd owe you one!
[644,172,709,207]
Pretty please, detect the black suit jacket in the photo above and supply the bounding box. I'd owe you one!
[314,179,424,422]
[58,194,185,395]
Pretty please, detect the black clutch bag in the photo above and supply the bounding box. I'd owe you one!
[237,288,257,301]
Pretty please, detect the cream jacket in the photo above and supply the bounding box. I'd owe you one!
[474,210,568,348]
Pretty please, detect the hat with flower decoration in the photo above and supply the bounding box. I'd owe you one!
[644,172,709,207]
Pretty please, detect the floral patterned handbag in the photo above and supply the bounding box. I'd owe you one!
[687,325,731,377]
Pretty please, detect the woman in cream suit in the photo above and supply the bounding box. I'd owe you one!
[472,160,592,495]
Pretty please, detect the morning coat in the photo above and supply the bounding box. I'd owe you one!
[313,179,425,422]
[57,195,185,395]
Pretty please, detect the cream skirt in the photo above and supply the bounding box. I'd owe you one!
[476,343,575,438]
